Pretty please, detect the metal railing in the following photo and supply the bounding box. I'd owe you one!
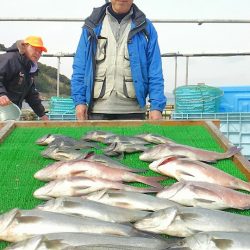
[1,17,250,96]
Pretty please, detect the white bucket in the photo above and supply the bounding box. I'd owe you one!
[0,103,21,121]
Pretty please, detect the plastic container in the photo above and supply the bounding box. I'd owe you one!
[174,84,223,113]
[219,86,250,112]
[172,112,250,160]
[0,103,21,121]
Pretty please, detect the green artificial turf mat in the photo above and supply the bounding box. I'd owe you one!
[0,123,249,248]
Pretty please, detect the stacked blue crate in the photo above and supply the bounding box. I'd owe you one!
[172,86,250,160]
[47,97,76,120]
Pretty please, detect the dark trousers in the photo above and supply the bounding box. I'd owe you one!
[88,113,145,120]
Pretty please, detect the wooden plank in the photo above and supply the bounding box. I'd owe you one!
[205,120,250,180]
[0,121,16,143]
[12,119,220,128]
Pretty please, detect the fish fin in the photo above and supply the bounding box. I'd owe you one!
[224,146,241,158]
[195,198,216,204]
[44,239,68,249]
[212,238,233,249]
[134,176,165,188]
[191,185,222,199]
[179,212,200,222]
[17,216,43,224]
[62,200,79,208]
[158,156,178,166]
[177,170,195,178]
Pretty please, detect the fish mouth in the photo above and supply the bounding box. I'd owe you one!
[0,209,20,234]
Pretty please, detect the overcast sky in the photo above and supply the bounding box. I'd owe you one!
[1,0,250,99]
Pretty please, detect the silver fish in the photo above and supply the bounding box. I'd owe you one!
[135,133,176,144]
[134,206,250,237]
[140,143,240,162]
[34,159,164,187]
[104,135,147,145]
[168,231,250,250]
[0,208,143,242]
[82,131,115,143]
[157,180,250,210]
[86,153,147,172]
[33,177,160,200]
[6,232,172,250]
[41,146,90,161]
[104,142,148,157]
[37,197,150,223]
[149,156,250,192]
[36,134,99,149]
[83,189,181,211]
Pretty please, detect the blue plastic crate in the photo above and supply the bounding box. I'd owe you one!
[174,85,223,113]
[172,112,250,160]
[49,97,75,115]
[219,86,250,112]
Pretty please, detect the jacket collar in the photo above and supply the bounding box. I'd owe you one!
[84,3,146,30]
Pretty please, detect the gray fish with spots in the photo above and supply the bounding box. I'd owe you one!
[82,131,116,143]
[167,231,250,250]
[36,134,99,149]
[37,196,150,223]
[0,209,144,242]
[6,232,172,250]
[134,206,250,237]
[135,133,176,144]
[82,189,181,211]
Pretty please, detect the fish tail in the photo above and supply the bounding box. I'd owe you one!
[133,175,164,188]
[224,146,241,159]
[237,181,250,192]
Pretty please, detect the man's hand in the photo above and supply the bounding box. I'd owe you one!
[76,104,88,120]
[0,95,11,106]
[40,115,49,121]
[149,110,163,120]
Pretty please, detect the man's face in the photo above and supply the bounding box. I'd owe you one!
[111,0,133,14]
[25,44,42,63]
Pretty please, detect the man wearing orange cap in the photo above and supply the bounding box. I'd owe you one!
[0,36,49,120]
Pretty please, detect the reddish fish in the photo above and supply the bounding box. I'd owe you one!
[150,156,250,192]
[34,159,165,188]
[140,143,240,162]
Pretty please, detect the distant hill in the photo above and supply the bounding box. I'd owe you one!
[0,43,70,99]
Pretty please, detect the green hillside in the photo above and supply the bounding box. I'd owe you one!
[0,43,70,99]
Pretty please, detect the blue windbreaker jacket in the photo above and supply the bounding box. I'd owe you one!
[71,3,166,112]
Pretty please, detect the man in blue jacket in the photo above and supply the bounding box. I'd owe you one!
[71,0,166,120]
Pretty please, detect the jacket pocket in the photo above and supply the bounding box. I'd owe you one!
[123,69,135,99]
[93,74,106,99]
[96,37,107,63]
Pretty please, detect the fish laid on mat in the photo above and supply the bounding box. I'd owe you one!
[85,153,147,172]
[140,143,240,162]
[167,231,250,250]
[6,232,172,250]
[103,135,148,145]
[82,130,116,143]
[134,206,250,237]
[82,189,181,211]
[33,177,160,200]
[37,196,150,223]
[36,134,99,149]
[149,156,250,192]
[34,158,164,188]
[103,142,149,157]
[157,181,250,210]
[41,145,90,161]
[0,209,144,242]
[135,133,176,145]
